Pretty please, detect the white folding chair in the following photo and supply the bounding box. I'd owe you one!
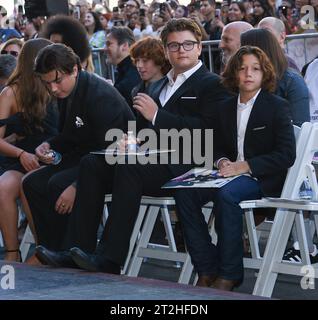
[126,196,214,284]
[240,122,318,297]
[242,125,303,270]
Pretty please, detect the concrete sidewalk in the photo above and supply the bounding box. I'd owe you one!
[0,261,263,300]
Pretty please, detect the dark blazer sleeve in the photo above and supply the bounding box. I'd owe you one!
[247,98,296,177]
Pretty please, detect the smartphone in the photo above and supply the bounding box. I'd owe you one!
[18,5,24,14]
[74,6,80,19]
[140,8,146,17]
[160,3,166,14]
[215,8,221,18]
[279,5,288,17]
[113,6,119,12]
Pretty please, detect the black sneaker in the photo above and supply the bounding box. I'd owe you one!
[283,247,302,263]
[283,247,318,264]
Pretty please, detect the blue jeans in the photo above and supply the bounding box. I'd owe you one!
[175,175,262,281]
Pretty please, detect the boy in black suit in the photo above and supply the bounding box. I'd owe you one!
[175,46,296,291]
[22,44,134,264]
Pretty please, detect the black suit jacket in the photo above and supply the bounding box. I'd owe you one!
[114,56,141,108]
[214,90,296,197]
[136,64,228,176]
[49,70,135,156]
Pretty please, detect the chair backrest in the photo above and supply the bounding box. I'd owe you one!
[280,122,317,200]
[293,125,301,142]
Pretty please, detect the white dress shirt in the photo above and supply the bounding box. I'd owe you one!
[236,89,261,161]
[151,60,203,125]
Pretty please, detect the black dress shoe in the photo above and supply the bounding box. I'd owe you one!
[196,274,217,287]
[70,247,120,274]
[211,277,241,291]
[35,245,78,269]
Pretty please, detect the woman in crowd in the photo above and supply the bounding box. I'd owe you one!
[174,5,188,19]
[174,45,296,291]
[99,12,112,33]
[85,11,106,49]
[227,1,246,23]
[241,28,310,127]
[0,38,23,58]
[252,0,275,26]
[0,39,58,262]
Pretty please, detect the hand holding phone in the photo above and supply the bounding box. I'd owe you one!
[160,3,166,14]
[215,8,221,18]
[279,5,288,17]
[73,6,80,19]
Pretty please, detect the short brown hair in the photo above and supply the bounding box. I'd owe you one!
[130,37,171,75]
[34,43,81,75]
[160,18,202,47]
[222,45,276,93]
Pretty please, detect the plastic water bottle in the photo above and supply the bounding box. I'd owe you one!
[127,131,137,153]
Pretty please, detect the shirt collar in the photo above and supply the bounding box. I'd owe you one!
[237,89,261,110]
[166,60,202,86]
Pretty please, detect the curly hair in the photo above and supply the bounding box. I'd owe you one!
[221,45,276,94]
[40,15,90,63]
[130,37,171,75]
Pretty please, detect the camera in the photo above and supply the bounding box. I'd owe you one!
[73,6,80,19]
[279,5,288,17]
[113,6,119,12]
[215,8,221,18]
[139,8,145,17]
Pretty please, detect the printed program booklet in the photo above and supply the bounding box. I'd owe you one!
[162,168,242,189]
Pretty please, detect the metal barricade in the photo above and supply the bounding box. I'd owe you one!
[91,32,318,79]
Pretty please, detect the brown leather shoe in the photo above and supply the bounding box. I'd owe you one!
[196,275,217,287]
[211,277,240,291]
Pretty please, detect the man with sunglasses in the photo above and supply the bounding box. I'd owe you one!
[22,44,134,264]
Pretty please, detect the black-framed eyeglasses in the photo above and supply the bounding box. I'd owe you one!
[166,41,199,52]
[1,50,19,57]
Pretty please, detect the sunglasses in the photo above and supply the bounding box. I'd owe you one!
[1,50,19,57]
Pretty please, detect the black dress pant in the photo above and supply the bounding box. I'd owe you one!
[96,163,177,266]
[63,154,115,252]
[23,156,80,250]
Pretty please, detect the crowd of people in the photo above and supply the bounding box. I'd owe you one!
[0,0,317,292]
